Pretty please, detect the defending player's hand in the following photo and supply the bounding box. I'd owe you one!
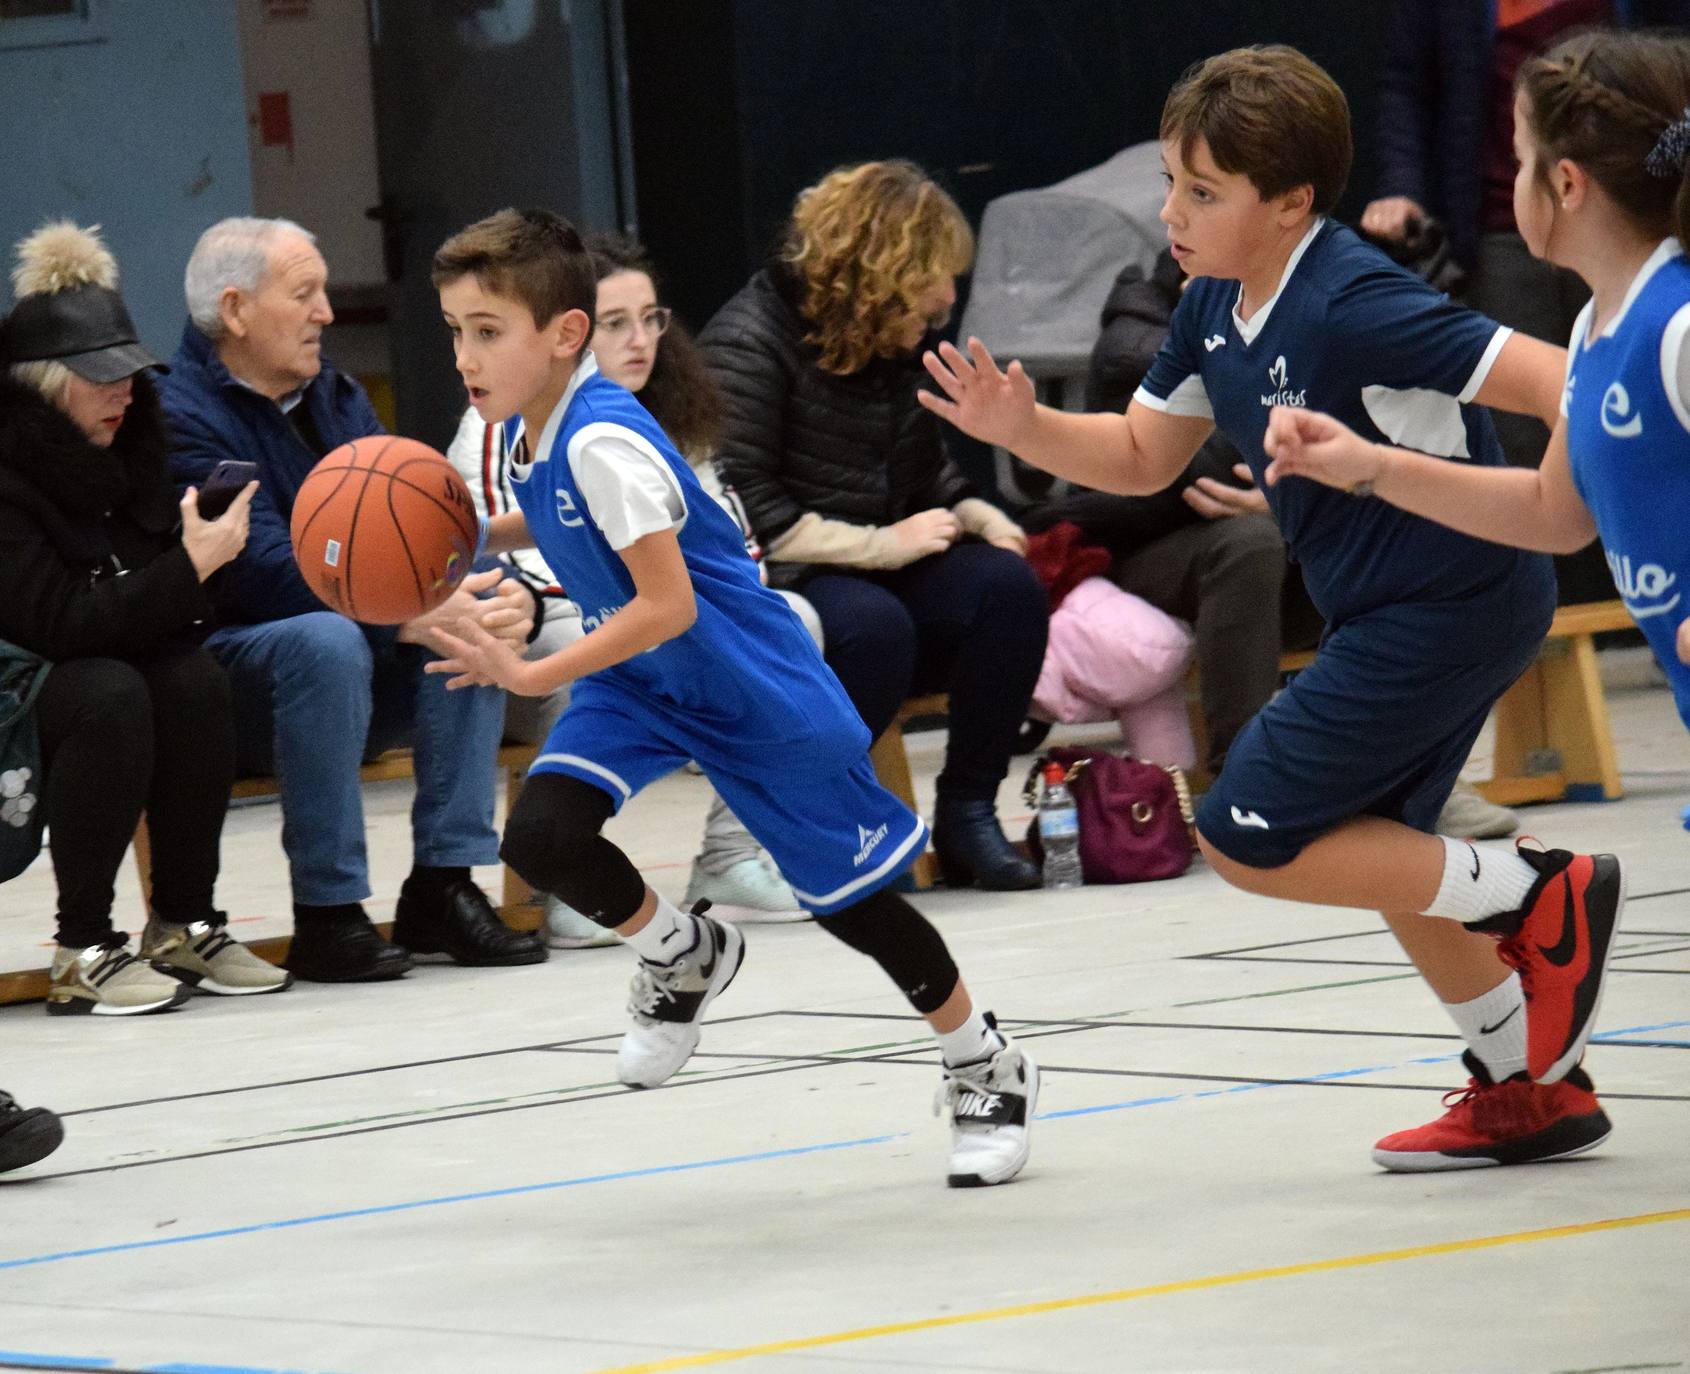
[1262,405,1384,493]
[1183,463,1269,520]
[426,615,531,693]
[918,338,1036,450]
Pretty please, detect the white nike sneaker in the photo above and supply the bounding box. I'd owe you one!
[617,907,745,1089]
[936,1019,1039,1188]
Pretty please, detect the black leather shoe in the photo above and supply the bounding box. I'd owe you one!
[932,797,1041,891]
[0,1091,64,1174]
[285,912,413,983]
[392,879,548,967]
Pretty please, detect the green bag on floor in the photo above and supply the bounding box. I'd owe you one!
[0,638,50,883]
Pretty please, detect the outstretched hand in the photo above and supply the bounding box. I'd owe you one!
[918,338,1036,450]
[1261,405,1383,493]
[425,615,535,693]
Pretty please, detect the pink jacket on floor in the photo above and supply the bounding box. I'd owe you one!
[1031,577,1197,768]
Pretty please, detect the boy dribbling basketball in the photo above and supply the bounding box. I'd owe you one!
[921,46,1625,1172]
[427,208,1036,1188]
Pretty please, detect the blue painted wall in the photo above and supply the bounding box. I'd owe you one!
[0,2,253,356]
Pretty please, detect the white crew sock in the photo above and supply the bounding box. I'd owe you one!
[1421,837,1537,925]
[1443,972,1528,1082]
[937,1009,1002,1068]
[621,893,700,964]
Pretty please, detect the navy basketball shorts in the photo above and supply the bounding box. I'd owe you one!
[1196,610,1545,869]
[529,687,927,915]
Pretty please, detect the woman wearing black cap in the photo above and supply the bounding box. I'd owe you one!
[0,221,290,1015]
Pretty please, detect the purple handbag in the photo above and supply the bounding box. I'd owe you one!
[1023,746,1195,884]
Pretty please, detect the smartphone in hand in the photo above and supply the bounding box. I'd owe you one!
[196,461,258,520]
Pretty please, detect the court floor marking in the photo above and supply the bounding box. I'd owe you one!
[5,1019,1686,1270]
[582,1207,1690,1374]
[16,1014,1690,1181]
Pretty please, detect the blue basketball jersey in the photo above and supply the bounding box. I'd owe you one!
[1564,238,1690,726]
[506,358,868,777]
[1138,220,1554,648]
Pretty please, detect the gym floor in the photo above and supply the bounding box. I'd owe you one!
[1,651,1685,1373]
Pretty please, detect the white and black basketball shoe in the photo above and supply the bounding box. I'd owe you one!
[936,1015,1039,1187]
[617,904,745,1089]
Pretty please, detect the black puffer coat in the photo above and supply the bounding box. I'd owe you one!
[699,263,974,582]
[0,372,210,661]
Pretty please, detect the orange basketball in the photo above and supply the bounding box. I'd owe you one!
[290,436,479,625]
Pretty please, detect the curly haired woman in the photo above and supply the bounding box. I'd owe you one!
[701,162,1049,889]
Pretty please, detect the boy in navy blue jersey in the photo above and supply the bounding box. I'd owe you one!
[428,209,1035,1188]
[923,46,1624,1172]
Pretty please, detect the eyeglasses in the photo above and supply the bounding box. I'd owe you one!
[595,307,672,343]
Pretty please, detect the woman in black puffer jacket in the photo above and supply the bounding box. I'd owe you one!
[0,222,288,1015]
[701,162,1049,890]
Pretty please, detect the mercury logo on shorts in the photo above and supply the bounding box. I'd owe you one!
[854,821,889,867]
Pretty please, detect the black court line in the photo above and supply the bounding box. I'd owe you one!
[1192,926,1690,961]
[28,1019,1690,1183]
[53,1010,776,1119]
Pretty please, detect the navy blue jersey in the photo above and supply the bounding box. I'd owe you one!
[1138,220,1552,644]
[1564,238,1690,727]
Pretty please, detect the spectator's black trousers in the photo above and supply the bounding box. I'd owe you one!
[799,542,1049,802]
[34,648,234,947]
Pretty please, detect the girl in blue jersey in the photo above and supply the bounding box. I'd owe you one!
[1268,29,1690,732]
[923,45,1625,1173]
[426,209,1035,1188]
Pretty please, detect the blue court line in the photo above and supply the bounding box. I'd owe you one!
[0,1134,900,1273]
[0,1357,350,1374]
[4,1016,1685,1275]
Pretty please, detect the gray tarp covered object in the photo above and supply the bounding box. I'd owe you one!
[958,140,1167,378]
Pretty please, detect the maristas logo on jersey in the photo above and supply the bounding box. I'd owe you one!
[1260,355,1307,408]
[1606,549,1679,619]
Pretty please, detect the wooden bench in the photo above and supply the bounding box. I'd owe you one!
[0,743,541,1008]
[867,600,1636,892]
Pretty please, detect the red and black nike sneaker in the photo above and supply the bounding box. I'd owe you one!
[1372,1052,1610,1172]
[1471,844,1624,1084]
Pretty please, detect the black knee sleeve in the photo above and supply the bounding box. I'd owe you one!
[816,887,959,1014]
[500,773,646,926]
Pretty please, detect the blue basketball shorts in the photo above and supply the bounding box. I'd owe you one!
[1196,605,1547,869]
[528,684,926,914]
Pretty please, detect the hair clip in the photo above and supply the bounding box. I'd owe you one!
[1645,106,1690,179]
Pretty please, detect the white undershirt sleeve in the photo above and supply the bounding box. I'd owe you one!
[1661,301,1690,435]
[566,423,688,551]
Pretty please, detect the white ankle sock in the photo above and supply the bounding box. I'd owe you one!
[937,1010,1001,1068]
[1443,973,1528,1081]
[1421,838,1537,925]
[621,894,700,964]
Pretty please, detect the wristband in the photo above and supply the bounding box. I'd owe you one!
[475,515,491,560]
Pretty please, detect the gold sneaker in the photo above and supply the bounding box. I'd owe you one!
[48,942,190,1016]
[141,918,292,997]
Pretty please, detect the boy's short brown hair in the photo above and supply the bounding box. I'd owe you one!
[1160,45,1352,216]
[432,208,597,334]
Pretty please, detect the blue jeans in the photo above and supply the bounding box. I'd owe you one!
[205,612,504,905]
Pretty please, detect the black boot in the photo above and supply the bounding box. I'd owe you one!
[286,904,413,983]
[932,796,1040,891]
[0,1091,63,1174]
[392,878,548,967]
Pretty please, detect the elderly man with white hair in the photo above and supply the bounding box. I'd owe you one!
[159,217,546,981]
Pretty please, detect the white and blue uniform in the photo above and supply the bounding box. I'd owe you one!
[1564,237,1690,728]
[507,356,926,913]
[1138,220,1556,866]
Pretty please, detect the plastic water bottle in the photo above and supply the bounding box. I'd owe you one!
[1038,762,1083,890]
